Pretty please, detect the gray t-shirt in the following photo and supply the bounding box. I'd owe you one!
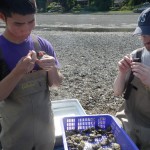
[131,47,150,66]
[125,47,150,82]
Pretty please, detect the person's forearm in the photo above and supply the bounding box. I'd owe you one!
[0,69,24,101]
[113,72,126,96]
[48,67,63,87]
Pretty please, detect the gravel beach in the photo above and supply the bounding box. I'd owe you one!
[0,28,143,115]
[33,31,142,115]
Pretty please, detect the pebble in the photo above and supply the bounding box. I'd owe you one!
[40,31,142,115]
[0,28,142,115]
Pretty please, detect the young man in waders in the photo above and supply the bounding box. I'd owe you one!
[0,0,63,150]
[113,8,150,150]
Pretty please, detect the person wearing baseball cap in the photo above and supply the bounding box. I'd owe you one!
[114,7,150,150]
[134,7,150,35]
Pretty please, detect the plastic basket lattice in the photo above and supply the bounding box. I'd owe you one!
[61,114,139,150]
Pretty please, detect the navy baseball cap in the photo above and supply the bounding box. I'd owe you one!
[133,7,150,35]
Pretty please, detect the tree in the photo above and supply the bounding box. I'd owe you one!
[88,0,95,6]
[36,0,47,12]
[128,0,142,6]
[59,0,75,11]
[95,0,112,11]
[127,0,150,6]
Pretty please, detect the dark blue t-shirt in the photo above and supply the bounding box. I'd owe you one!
[0,34,59,71]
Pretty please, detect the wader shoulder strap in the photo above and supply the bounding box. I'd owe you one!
[31,34,46,59]
[123,48,143,100]
[31,34,41,53]
[31,34,48,81]
[0,48,10,81]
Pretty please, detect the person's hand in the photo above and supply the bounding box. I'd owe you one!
[36,54,56,71]
[118,55,132,74]
[131,62,150,87]
[14,50,37,75]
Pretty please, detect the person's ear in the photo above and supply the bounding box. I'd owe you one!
[0,13,6,22]
[0,13,2,19]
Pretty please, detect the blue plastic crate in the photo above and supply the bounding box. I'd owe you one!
[61,114,139,150]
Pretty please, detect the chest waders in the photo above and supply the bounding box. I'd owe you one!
[116,48,150,149]
[0,35,55,150]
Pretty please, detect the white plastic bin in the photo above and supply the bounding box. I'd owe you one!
[51,99,86,146]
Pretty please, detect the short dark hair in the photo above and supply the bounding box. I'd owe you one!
[0,0,37,17]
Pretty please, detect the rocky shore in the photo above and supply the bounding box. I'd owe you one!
[0,28,143,115]
[35,31,142,115]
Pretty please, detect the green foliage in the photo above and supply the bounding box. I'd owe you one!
[36,0,47,12]
[59,0,75,12]
[47,0,150,13]
[84,6,98,12]
[95,0,112,11]
[47,2,63,12]
[72,4,82,12]
[126,0,150,6]
[127,0,142,6]
[120,5,133,11]
[88,0,95,6]
[110,6,120,11]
